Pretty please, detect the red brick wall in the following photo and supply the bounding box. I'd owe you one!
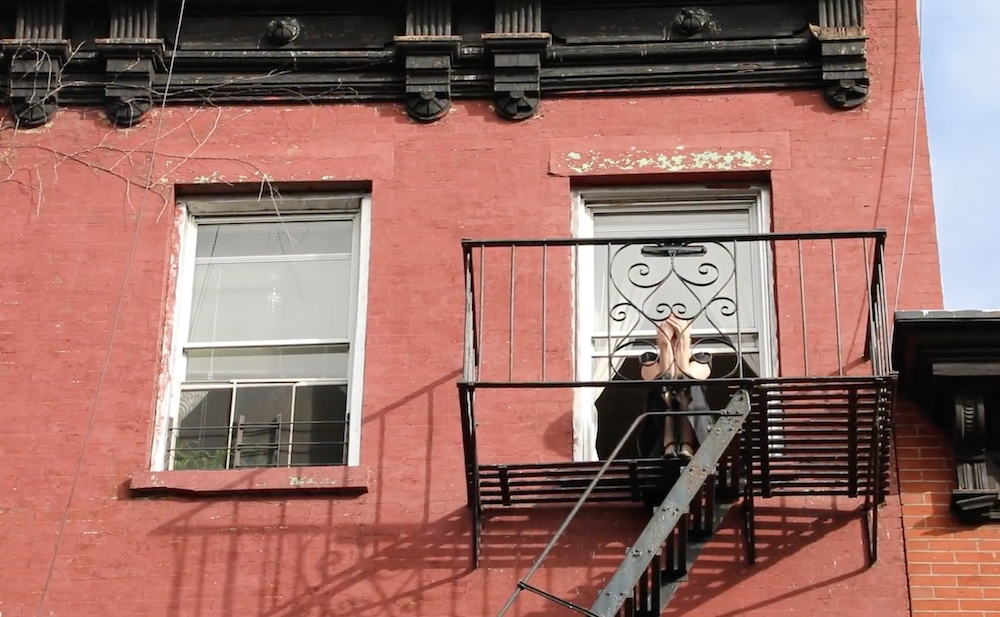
[896,403,1000,616]
[0,0,939,615]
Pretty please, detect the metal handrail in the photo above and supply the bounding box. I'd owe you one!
[494,405,745,617]
[463,230,893,387]
[463,229,887,248]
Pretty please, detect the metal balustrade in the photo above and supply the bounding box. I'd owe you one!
[456,230,894,615]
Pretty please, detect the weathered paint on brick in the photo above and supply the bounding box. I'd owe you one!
[555,146,773,175]
[896,402,1000,616]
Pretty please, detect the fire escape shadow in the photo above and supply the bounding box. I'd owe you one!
[148,506,476,616]
[146,502,652,617]
[663,501,870,617]
[482,505,661,616]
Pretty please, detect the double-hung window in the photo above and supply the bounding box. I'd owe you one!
[158,194,370,470]
[574,186,777,461]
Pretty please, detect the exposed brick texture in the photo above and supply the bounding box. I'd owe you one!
[896,402,1000,617]
[0,0,940,615]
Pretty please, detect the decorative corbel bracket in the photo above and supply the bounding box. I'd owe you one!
[95,40,165,128]
[396,0,458,122]
[1,40,70,128]
[947,390,1000,524]
[894,311,1000,525]
[394,36,461,122]
[485,0,549,121]
[2,0,68,127]
[814,0,869,109]
[97,0,163,127]
[482,34,550,122]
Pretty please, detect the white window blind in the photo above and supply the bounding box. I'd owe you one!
[591,207,763,351]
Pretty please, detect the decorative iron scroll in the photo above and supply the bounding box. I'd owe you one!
[599,239,745,381]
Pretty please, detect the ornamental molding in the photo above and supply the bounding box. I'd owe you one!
[0,0,870,127]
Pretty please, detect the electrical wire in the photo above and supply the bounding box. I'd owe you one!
[892,0,925,313]
[893,6,924,617]
[33,1,190,614]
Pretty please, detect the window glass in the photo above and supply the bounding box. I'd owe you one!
[189,256,353,343]
[185,346,349,381]
[168,212,363,471]
[196,220,353,258]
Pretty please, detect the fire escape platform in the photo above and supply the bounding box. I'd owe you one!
[467,376,891,514]
[460,229,894,615]
[478,459,692,507]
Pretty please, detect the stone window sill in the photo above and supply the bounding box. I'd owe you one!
[128,466,370,498]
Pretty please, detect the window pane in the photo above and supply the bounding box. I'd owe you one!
[173,389,233,470]
[189,258,352,343]
[592,209,760,338]
[290,384,349,466]
[231,385,294,468]
[185,346,349,381]
[196,220,353,258]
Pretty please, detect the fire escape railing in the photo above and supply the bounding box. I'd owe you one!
[459,230,893,616]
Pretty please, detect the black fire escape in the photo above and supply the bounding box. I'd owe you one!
[457,230,894,616]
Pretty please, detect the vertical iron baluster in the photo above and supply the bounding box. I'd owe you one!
[636,562,648,614]
[797,240,809,375]
[233,414,246,468]
[287,387,296,467]
[271,413,283,467]
[463,246,474,383]
[831,238,844,375]
[166,416,177,470]
[870,239,885,374]
[734,239,743,378]
[509,245,515,381]
[225,383,239,469]
[876,240,890,373]
[862,238,875,373]
[847,387,859,497]
[606,242,612,381]
[542,244,547,381]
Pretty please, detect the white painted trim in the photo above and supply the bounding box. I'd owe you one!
[151,208,198,471]
[571,184,777,462]
[183,338,351,350]
[572,192,598,462]
[346,196,372,466]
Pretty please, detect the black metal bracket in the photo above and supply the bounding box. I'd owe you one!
[95,40,164,128]
[2,0,69,127]
[893,311,1000,526]
[395,36,460,122]
[815,0,869,109]
[2,39,69,127]
[396,0,458,122]
[485,0,549,121]
[97,0,163,128]
[482,34,550,121]
[950,395,1000,524]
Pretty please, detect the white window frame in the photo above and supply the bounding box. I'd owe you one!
[151,194,371,470]
[572,185,778,462]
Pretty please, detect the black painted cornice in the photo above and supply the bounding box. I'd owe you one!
[0,0,871,126]
[894,311,1000,525]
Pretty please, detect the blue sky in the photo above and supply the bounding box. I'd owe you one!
[922,0,1000,308]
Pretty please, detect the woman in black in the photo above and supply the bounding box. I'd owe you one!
[637,315,711,459]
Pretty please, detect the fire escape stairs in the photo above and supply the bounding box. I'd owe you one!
[496,389,753,617]
[484,379,889,617]
[590,389,751,617]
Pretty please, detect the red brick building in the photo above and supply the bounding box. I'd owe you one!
[1,1,988,616]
